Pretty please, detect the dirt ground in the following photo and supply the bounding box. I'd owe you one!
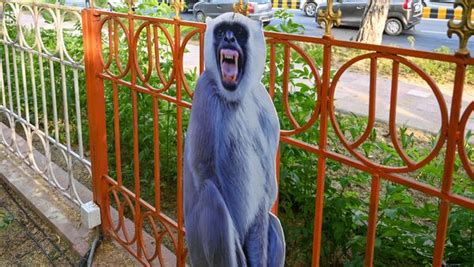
[0,180,140,267]
[0,181,80,266]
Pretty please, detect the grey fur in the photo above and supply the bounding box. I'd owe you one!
[184,13,285,267]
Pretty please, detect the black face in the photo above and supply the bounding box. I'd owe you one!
[213,22,248,91]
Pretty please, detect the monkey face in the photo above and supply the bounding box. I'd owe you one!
[213,22,248,91]
[204,13,265,102]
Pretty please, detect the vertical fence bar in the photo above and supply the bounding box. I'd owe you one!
[152,96,161,213]
[49,60,59,142]
[128,13,145,259]
[0,56,4,109]
[12,48,21,117]
[4,46,14,113]
[364,174,381,267]
[175,19,185,267]
[432,55,466,266]
[112,82,123,186]
[28,53,38,129]
[58,7,75,198]
[82,8,109,229]
[58,7,72,153]
[268,43,276,98]
[312,35,332,267]
[73,69,84,158]
[36,2,49,140]
[20,49,29,124]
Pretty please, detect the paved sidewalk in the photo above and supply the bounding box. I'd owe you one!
[426,1,455,8]
[183,44,473,134]
[334,72,473,133]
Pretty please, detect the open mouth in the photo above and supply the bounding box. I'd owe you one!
[220,49,239,85]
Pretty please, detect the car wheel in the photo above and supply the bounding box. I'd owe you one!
[304,3,317,17]
[384,18,403,36]
[195,11,206,22]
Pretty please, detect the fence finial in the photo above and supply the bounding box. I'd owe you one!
[172,0,184,19]
[448,0,473,56]
[316,0,341,37]
[127,0,135,13]
[233,0,249,16]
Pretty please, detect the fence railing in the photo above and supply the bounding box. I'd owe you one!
[0,0,91,205]
[0,0,473,266]
[81,3,474,267]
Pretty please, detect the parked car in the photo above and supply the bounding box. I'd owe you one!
[300,0,325,17]
[193,0,274,24]
[184,0,200,11]
[316,0,423,36]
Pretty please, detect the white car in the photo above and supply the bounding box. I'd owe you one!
[300,0,325,17]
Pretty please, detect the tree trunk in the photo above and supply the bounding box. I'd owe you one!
[355,0,390,44]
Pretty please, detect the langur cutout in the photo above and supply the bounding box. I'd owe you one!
[184,12,286,267]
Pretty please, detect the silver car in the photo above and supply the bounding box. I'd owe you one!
[193,0,274,25]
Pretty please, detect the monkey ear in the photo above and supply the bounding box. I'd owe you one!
[205,16,213,24]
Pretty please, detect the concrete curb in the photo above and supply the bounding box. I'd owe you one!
[272,0,301,9]
[422,6,474,20]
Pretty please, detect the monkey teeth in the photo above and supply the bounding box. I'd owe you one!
[220,49,239,84]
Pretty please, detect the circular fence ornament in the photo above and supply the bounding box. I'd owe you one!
[329,52,449,173]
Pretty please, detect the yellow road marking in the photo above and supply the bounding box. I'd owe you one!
[437,7,447,19]
[454,8,462,20]
[273,0,278,8]
[422,7,431,18]
[291,0,297,9]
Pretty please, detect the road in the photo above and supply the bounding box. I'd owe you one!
[181,9,474,52]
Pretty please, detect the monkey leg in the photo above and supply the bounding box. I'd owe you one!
[186,180,246,267]
[244,211,269,267]
[267,213,285,267]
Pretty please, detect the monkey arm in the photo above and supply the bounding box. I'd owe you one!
[254,84,281,203]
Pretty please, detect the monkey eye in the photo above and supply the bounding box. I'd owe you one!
[216,28,224,37]
[236,28,243,37]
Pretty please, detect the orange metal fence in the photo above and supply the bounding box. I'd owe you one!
[82,6,474,267]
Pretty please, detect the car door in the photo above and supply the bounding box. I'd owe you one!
[340,0,367,26]
[209,0,235,17]
[200,0,217,17]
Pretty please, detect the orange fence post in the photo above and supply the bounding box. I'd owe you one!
[174,19,186,267]
[364,174,381,267]
[311,35,332,267]
[432,54,467,267]
[82,8,110,231]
